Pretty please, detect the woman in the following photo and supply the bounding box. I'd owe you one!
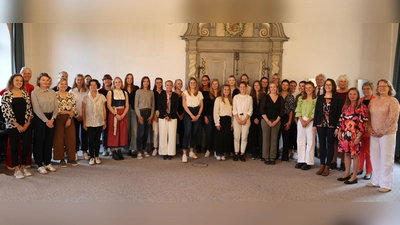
[280,79,296,162]
[214,84,233,161]
[358,82,375,179]
[54,78,78,167]
[294,81,317,170]
[367,79,399,192]
[333,74,350,171]
[272,73,282,92]
[99,74,112,156]
[174,79,184,154]
[151,77,164,156]
[158,80,179,159]
[203,79,220,157]
[70,74,89,161]
[124,73,139,157]
[289,80,306,159]
[227,75,240,98]
[336,88,367,184]
[82,79,107,165]
[249,80,263,160]
[232,82,253,162]
[135,76,154,159]
[1,74,33,178]
[181,77,203,163]
[260,82,283,165]
[31,73,58,174]
[84,74,92,88]
[197,75,210,154]
[106,76,129,160]
[260,77,269,94]
[313,79,342,176]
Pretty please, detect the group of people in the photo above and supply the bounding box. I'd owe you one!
[1,69,399,193]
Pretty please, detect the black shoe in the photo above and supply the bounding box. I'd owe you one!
[239,155,246,162]
[301,164,311,170]
[337,175,351,181]
[281,158,289,162]
[339,163,345,171]
[270,159,275,165]
[363,174,372,180]
[163,155,167,160]
[168,156,172,160]
[112,151,121,160]
[330,162,337,170]
[260,158,265,161]
[295,163,305,169]
[117,149,124,160]
[264,159,271,165]
[131,152,137,158]
[233,155,239,161]
[344,178,358,184]
[357,169,364,175]
[127,150,132,156]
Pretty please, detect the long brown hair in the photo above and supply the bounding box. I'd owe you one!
[209,79,221,99]
[250,80,264,101]
[7,74,26,91]
[72,74,88,92]
[301,81,317,100]
[124,73,138,92]
[343,87,361,110]
[186,77,199,96]
[221,84,232,105]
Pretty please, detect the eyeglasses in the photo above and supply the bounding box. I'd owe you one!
[378,85,388,88]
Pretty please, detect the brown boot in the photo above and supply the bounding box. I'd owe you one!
[316,165,324,175]
[322,165,330,176]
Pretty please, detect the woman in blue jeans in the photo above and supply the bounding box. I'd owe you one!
[313,78,342,176]
[135,76,154,159]
[182,77,204,163]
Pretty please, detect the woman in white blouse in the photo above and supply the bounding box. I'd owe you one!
[182,77,204,163]
[82,79,107,165]
[70,74,89,161]
[232,82,253,162]
[106,77,129,160]
[53,78,78,167]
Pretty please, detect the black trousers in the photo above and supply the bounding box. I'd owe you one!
[216,116,232,156]
[7,127,31,167]
[249,120,259,158]
[87,126,103,158]
[74,118,88,152]
[33,116,55,166]
[280,114,291,161]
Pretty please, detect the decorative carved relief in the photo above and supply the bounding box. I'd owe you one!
[271,54,281,75]
[223,23,246,37]
[188,51,197,78]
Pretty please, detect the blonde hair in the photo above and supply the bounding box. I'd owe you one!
[376,79,396,97]
[72,74,88,92]
[186,77,199,96]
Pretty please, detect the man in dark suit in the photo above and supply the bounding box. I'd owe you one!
[52,71,71,92]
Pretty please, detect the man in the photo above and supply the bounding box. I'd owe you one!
[240,74,252,94]
[52,71,71,92]
[315,73,325,96]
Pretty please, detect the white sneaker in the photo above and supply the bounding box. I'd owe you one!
[137,152,143,159]
[95,157,101,164]
[83,152,90,161]
[144,151,150,158]
[22,168,32,177]
[75,153,78,161]
[189,152,197,159]
[221,156,226,161]
[38,166,48,174]
[102,149,109,156]
[205,150,210,157]
[45,164,57,172]
[152,149,158,156]
[214,152,217,158]
[14,170,25,179]
[182,154,188,163]
[89,158,95,165]
[216,156,221,161]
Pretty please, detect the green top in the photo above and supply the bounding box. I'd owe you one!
[295,97,316,118]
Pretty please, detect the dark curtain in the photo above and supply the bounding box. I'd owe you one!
[12,23,24,74]
[393,23,400,158]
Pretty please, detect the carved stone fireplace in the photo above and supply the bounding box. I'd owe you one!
[181,23,289,84]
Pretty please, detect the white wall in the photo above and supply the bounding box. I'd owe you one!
[24,23,398,89]
[282,23,398,87]
[0,23,12,90]
[24,23,188,87]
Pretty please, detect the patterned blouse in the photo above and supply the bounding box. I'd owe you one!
[56,92,78,117]
[1,90,33,129]
[337,103,368,156]
[283,93,296,115]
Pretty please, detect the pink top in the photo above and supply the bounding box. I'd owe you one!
[369,96,400,135]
